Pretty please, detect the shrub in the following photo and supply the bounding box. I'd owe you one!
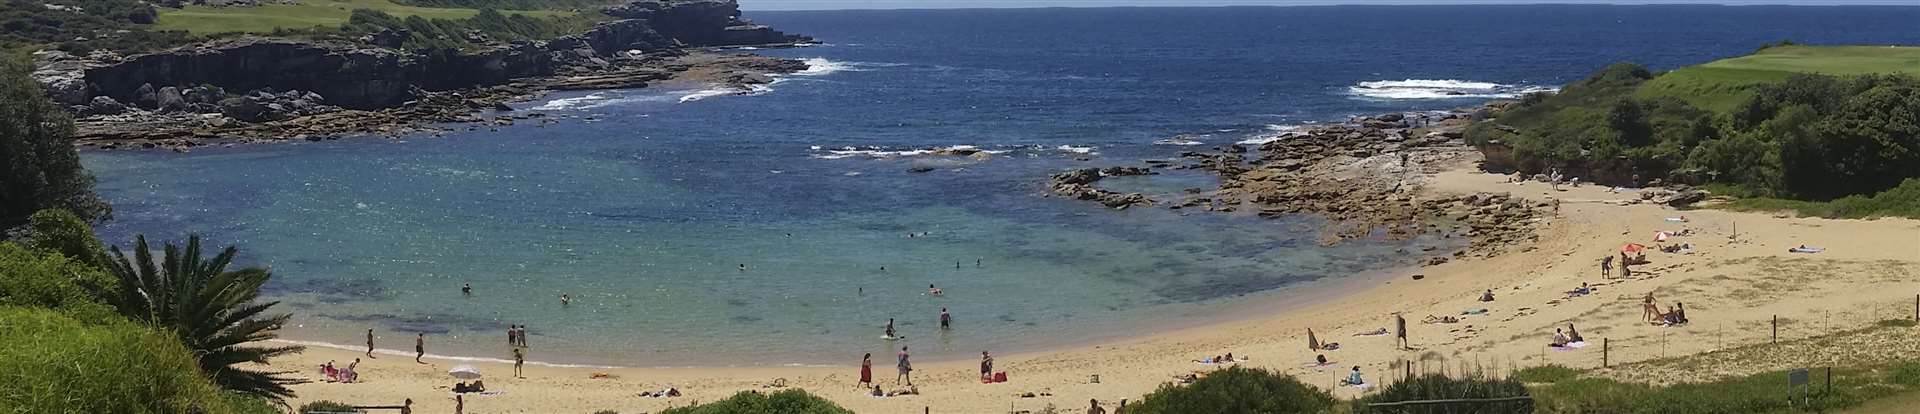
[1127,366,1337,414]
[24,208,108,266]
[0,307,278,414]
[0,242,117,321]
[1353,372,1530,413]
[299,400,361,413]
[1890,362,1920,387]
[0,57,111,230]
[1513,365,1581,384]
[657,389,852,414]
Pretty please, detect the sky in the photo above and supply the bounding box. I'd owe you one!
[738,0,1920,11]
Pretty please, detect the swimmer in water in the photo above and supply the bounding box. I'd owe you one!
[928,284,942,296]
[559,294,571,306]
[461,282,471,296]
[738,264,746,272]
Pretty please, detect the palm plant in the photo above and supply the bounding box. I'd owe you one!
[102,234,306,401]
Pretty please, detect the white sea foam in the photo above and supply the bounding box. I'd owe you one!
[532,92,673,111]
[1236,124,1313,145]
[809,144,1097,160]
[677,83,775,103]
[1348,79,1557,100]
[1154,137,1206,146]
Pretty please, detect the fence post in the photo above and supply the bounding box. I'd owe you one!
[1602,338,1609,368]
[1772,315,1778,344]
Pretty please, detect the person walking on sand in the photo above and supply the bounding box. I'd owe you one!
[512,347,525,378]
[858,353,873,388]
[896,345,913,386]
[940,308,952,330]
[454,394,463,414]
[1601,255,1614,279]
[1394,313,1409,350]
[366,329,377,358]
[415,333,426,364]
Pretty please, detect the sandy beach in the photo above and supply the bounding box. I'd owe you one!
[266,160,1920,413]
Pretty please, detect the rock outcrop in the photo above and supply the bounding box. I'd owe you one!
[36,0,813,147]
[1049,167,1157,209]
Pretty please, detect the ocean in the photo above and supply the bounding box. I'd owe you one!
[81,5,1920,366]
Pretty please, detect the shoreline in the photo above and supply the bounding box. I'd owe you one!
[266,158,1920,413]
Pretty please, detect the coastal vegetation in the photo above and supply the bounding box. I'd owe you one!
[0,57,110,229]
[0,0,192,53]
[1351,371,1531,413]
[1466,44,1920,217]
[0,307,280,414]
[654,389,853,414]
[337,8,603,50]
[1128,366,1338,414]
[156,0,584,36]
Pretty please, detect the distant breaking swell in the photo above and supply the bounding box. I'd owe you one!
[1348,79,1557,100]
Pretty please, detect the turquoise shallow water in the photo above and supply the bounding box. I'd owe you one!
[81,5,1920,365]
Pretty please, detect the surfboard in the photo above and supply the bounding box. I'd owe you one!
[882,335,907,341]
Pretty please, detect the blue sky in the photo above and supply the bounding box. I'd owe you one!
[739,1,1920,11]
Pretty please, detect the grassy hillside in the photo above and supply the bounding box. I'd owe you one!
[156,0,577,35]
[1636,45,1920,112]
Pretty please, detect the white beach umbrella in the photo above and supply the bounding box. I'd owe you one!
[449,365,483,380]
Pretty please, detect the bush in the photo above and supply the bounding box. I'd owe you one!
[1890,361,1920,387]
[0,307,278,414]
[657,389,852,414]
[1531,368,1873,413]
[299,400,361,413]
[1128,366,1337,414]
[1353,372,1530,413]
[24,208,107,266]
[0,242,117,321]
[0,57,110,230]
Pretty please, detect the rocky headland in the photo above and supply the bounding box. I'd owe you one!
[31,0,812,150]
[1050,105,1549,259]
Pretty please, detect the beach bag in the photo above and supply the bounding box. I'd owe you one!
[993,372,1008,383]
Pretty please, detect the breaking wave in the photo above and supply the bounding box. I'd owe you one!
[1348,79,1557,100]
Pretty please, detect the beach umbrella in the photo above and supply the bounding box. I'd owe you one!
[1653,231,1671,242]
[1308,329,1320,351]
[449,365,483,380]
[1622,243,1645,254]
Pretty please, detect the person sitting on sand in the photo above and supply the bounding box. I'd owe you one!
[1549,328,1570,348]
[870,385,884,397]
[1566,282,1591,298]
[454,381,472,393]
[1480,289,1495,302]
[1342,366,1365,386]
[1089,399,1107,414]
[1662,302,1689,325]
[1567,324,1584,343]
[1315,354,1329,366]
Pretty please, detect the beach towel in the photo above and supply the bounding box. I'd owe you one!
[1550,341,1590,351]
[1462,308,1488,315]
[1355,328,1389,337]
[1664,217,1687,223]
[1789,247,1824,254]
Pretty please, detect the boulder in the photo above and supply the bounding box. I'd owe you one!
[86,96,127,115]
[155,86,187,113]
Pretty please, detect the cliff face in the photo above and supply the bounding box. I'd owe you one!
[51,0,807,111]
[603,0,809,47]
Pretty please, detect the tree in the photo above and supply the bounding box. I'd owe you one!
[0,57,110,231]
[102,234,305,401]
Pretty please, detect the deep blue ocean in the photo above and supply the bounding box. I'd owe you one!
[83,5,1920,366]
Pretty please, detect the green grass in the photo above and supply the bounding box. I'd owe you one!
[0,307,280,414]
[1636,45,1920,112]
[155,0,574,35]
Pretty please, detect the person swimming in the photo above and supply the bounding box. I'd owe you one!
[462,282,471,296]
[559,294,571,306]
[928,284,942,296]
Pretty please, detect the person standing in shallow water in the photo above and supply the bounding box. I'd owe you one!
[939,308,951,330]
[415,333,426,364]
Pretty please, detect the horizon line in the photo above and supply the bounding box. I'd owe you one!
[740,1,1920,12]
